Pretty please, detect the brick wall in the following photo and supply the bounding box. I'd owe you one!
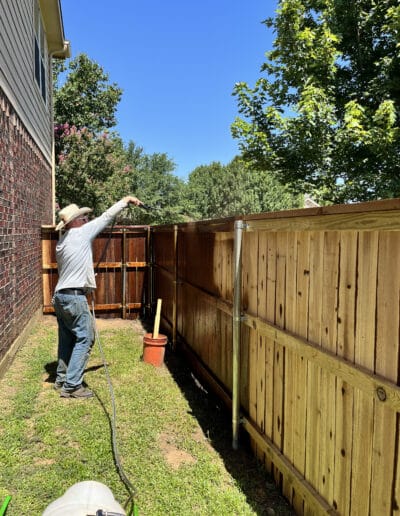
[0,88,52,360]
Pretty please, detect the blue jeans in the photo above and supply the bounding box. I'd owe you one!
[53,292,94,391]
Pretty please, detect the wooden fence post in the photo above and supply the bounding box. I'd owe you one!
[172,225,178,349]
[149,227,154,316]
[122,228,127,319]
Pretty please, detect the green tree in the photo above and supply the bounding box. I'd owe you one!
[118,143,189,225]
[185,158,301,220]
[56,132,188,224]
[53,53,122,133]
[53,54,128,211]
[232,0,400,203]
[55,127,129,213]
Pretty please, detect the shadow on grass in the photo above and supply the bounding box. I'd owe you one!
[161,343,295,516]
[43,361,108,384]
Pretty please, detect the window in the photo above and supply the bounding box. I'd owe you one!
[34,2,47,103]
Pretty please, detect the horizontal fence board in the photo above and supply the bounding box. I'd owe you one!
[246,209,400,232]
[43,302,144,313]
[244,315,400,413]
[42,261,149,270]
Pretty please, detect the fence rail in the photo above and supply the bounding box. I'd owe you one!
[151,198,400,516]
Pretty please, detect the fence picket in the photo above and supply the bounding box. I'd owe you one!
[283,231,296,502]
[370,232,400,514]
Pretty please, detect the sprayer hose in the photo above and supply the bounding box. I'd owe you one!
[91,298,137,514]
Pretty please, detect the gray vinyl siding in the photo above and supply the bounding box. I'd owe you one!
[0,0,52,163]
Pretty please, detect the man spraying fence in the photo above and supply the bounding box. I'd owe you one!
[52,195,143,399]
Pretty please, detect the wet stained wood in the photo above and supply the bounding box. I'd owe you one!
[41,226,148,318]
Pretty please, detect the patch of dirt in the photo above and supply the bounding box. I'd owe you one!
[42,314,146,334]
[94,317,147,333]
[34,457,56,466]
[158,432,196,470]
[0,384,17,405]
[41,315,58,327]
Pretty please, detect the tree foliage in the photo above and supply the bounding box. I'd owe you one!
[55,125,130,213]
[53,54,122,133]
[106,142,189,225]
[185,157,302,220]
[53,54,125,212]
[55,125,188,224]
[232,0,400,203]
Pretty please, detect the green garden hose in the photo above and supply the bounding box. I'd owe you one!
[91,299,138,516]
[0,496,11,516]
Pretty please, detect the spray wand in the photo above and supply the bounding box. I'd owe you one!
[138,203,154,211]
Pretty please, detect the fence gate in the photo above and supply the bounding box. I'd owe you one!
[41,225,150,318]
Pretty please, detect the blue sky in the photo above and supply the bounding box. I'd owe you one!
[60,1,278,180]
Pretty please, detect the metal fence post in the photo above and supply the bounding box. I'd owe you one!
[232,219,244,450]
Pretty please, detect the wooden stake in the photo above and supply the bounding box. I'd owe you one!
[153,298,162,339]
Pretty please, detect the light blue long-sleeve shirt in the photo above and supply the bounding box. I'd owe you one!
[55,200,127,292]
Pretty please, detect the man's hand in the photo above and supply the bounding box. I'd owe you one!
[123,196,143,207]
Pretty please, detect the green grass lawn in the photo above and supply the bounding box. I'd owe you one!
[0,316,293,515]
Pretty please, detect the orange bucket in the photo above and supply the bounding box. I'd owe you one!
[143,333,168,367]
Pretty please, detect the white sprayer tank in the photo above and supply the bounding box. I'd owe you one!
[42,481,126,515]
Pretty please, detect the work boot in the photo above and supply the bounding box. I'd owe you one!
[53,382,64,391]
[60,386,93,399]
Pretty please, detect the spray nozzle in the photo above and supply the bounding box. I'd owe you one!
[138,203,155,211]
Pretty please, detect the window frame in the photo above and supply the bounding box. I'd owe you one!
[33,1,47,105]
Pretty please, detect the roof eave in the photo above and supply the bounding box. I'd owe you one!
[39,0,71,58]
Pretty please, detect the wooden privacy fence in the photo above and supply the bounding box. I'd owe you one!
[41,226,150,318]
[151,198,400,516]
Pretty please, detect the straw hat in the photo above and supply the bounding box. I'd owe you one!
[56,204,93,231]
